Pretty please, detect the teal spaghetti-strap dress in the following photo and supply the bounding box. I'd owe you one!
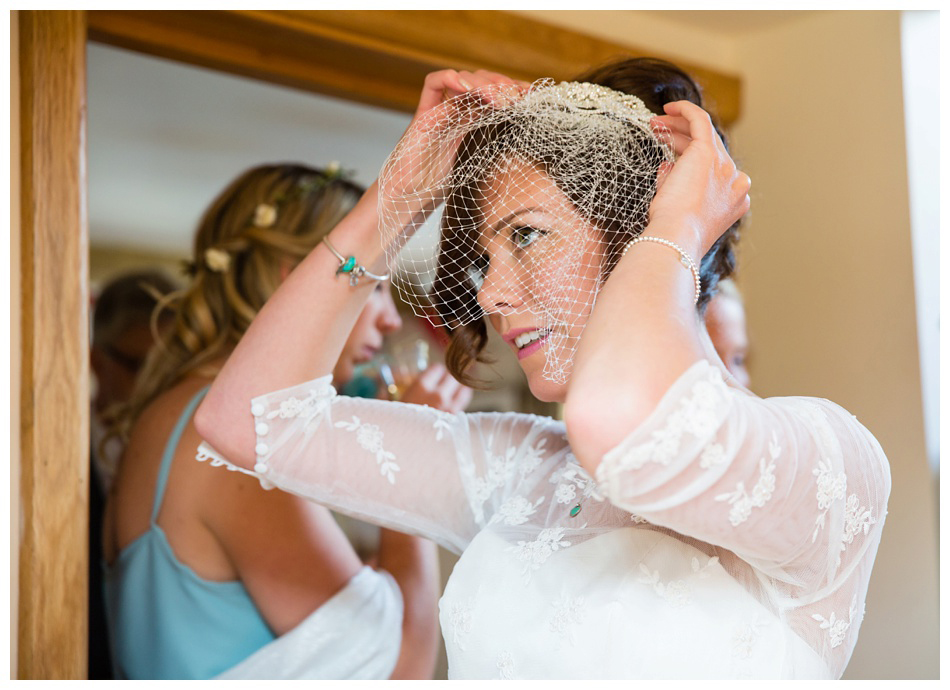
[103,387,275,679]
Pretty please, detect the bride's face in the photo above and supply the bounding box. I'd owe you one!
[474,159,603,403]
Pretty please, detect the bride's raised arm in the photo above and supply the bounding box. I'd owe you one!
[563,100,889,590]
[195,70,524,471]
[565,99,751,466]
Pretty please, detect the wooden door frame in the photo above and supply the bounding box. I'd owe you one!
[16,10,89,679]
[15,10,740,678]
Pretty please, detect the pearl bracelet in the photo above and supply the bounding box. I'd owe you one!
[322,236,390,287]
[621,236,701,305]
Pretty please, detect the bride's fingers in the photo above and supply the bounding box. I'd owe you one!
[654,160,674,193]
[416,68,514,111]
[651,115,691,137]
[414,70,469,117]
[452,69,529,107]
[417,69,528,119]
[655,129,692,156]
[661,101,730,153]
[465,69,520,87]
[474,76,526,107]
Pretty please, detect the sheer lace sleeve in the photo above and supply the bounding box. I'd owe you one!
[595,360,890,672]
[197,375,566,555]
[597,360,890,588]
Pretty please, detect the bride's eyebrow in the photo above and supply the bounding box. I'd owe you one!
[491,207,541,235]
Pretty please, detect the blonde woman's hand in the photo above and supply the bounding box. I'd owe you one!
[398,362,473,414]
[648,100,751,260]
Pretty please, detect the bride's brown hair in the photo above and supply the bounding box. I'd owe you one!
[441,58,741,386]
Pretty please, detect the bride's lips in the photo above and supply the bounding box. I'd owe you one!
[503,327,552,361]
[517,333,551,360]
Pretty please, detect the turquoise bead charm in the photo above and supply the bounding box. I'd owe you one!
[569,503,582,518]
[322,236,390,287]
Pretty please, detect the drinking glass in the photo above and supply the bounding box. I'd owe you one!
[377,339,431,400]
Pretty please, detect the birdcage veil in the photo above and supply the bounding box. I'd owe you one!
[378,79,673,383]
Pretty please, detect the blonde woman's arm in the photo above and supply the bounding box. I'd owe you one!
[376,529,440,679]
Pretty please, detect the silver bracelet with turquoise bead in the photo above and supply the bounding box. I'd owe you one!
[322,236,390,287]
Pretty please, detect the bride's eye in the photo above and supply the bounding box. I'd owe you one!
[511,225,547,250]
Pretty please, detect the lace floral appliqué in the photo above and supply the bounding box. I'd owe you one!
[699,442,727,469]
[490,495,545,526]
[714,434,780,526]
[449,601,474,651]
[812,460,847,542]
[549,594,585,646]
[470,439,521,522]
[263,389,323,420]
[549,455,604,506]
[732,618,767,659]
[334,416,400,484]
[812,596,861,649]
[432,411,454,441]
[519,436,550,479]
[496,651,515,679]
[611,368,727,472]
[638,556,719,608]
[838,493,876,566]
[507,528,572,584]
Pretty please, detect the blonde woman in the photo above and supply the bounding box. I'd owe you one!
[102,164,468,679]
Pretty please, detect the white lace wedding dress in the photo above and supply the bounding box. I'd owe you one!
[198,359,889,679]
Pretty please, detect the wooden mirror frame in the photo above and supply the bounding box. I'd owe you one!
[15,9,740,678]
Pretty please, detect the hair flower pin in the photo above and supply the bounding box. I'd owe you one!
[204,247,231,273]
[254,203,278,228]
[249,164,352,231]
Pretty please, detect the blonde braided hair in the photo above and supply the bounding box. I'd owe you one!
[110,163,364,444]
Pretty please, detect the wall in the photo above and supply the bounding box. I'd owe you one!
[730,11,937,679]
[89,245,187,288]
[514,9,938,680]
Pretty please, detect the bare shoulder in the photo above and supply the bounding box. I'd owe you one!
[107,375,217,557]
[182,389,364,607]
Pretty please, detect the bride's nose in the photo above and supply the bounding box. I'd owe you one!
[476,253,525,315]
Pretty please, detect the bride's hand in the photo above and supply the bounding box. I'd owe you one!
[379,69,529,251]
[647,100,750,260]
[410,69,528,129]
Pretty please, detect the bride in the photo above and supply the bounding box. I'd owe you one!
[195,59,890,679]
